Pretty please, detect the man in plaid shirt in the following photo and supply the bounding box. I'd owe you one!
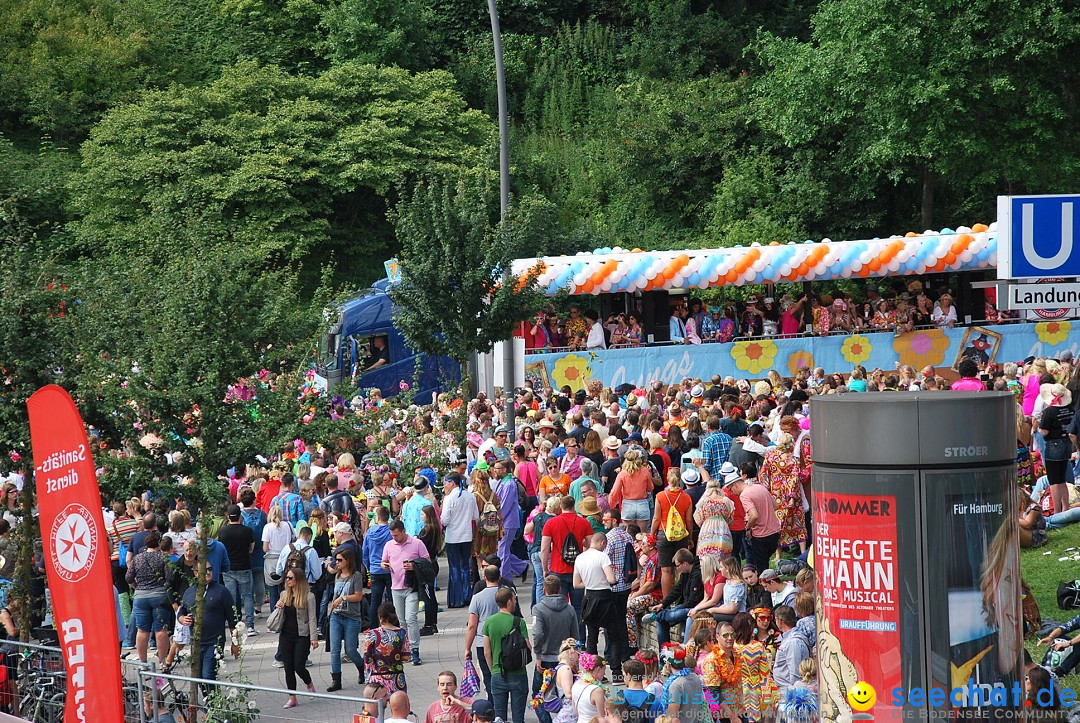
[603,510,636,681]
[701,416,733,478]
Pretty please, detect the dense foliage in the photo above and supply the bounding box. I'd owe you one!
[2,0,1079,474]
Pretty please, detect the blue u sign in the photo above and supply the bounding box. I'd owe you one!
[998,194,1080,279]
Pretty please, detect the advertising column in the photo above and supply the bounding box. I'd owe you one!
[812,392,1018,721]
[27,385,124,723]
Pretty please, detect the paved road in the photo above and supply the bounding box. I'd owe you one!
[153,570,539,723]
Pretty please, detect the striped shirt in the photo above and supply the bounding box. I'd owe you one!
[108,516,139,562]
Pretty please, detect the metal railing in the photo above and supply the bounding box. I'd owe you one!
[137,668,385,723]
[522,317,1031,355]
[0,638,385,723]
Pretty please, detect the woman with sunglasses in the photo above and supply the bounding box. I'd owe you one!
[734,610,779,722]
[327,548,365,692]
[275,568,318,709]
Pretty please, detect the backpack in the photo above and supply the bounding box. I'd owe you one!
[240,508,263,538]
[776,557,807,578]
[559,520,582,565]
[500,618,532,673]
[479,494,501,536]
[1043,640,1074,669]
[622,541,639,583]
[624,690,655,723]
[531,665,564,713]
[1058,580,1080,610]
[285,543,308,576]
[663,491,688,542]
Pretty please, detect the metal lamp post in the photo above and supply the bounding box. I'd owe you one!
[488,0,516,440]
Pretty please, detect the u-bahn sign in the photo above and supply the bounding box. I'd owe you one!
[998,194,1080,280]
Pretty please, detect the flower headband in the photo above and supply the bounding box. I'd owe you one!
[635,650,658,665]
[578,652,605,670]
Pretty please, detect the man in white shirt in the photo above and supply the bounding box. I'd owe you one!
[441,472,478,608]
[572,534,616,654]
[585,310,607,350]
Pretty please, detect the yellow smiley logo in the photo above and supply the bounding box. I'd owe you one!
[847,681,876,712]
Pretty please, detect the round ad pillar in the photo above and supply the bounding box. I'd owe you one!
[811,392,1019,721]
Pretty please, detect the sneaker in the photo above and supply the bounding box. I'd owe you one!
[641,613,657,624]
[283,699,297,709]
[247,629,258,637]
[412,658,423,666]
[420,626,438,637]
[307,684,317,694]
[611,672,624,685]
[272,660,284,668]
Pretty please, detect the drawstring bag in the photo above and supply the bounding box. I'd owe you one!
[460,658,481,698]
[663,492,688,542]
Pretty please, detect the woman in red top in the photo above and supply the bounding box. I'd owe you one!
[650,468,693,599]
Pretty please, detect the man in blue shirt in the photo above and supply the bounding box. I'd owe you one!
[701,416,733,479]
[363,506,393,625]
[177,565,239,682]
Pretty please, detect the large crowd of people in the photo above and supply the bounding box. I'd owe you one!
[1,322,1078,720]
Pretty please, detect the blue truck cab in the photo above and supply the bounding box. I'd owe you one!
[314,279,459,401]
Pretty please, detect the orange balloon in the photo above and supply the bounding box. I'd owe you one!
[797,263,810,276]
[867,259,881,272]
[944,252,957,265]
[580,280,595,294]
[906,231,918,237]
[972,223,988,233]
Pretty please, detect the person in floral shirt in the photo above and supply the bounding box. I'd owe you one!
[698,622,742,721]
[364,602,410,693]
[625,533,664,651]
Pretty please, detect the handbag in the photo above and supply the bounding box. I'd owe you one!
[460,658,481,698]
[267,607,284,633]
[113,522,129,568]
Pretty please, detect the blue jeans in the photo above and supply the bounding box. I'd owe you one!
[320,585,334,628]
[554,572,584,641]
[369,573,391,627]
[445,542,472,608]
[491,672,529,723]
[268,583,281,609]
[251,561,266,611]
[329,614,363,674]
[655,606,690,646]
[1048,506,1080,529]
[199,643,219,681]
[222,570,254,629]
[475,647,492,695]
[530,551,544,607]
[132,594,171,633]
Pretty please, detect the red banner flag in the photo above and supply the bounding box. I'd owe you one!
[27,385,124,723]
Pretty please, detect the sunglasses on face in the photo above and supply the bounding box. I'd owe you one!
[335,557,344,562]
[286,575,296,580]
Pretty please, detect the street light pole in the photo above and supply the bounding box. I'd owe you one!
[488,0,516,441]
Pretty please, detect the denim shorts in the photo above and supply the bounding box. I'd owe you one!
[133,594,172,633]
[620,498,651,521]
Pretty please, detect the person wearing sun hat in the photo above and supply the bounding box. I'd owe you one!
[577,497,604,533]
[1040,382,1075,515]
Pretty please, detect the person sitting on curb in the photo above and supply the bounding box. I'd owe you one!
[643,547,703,646]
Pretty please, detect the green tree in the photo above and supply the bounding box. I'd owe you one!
[755,0,1080,229]
[0,198,74,473]
[388,171,545,416]
[0,0,160,141]
[70,61,493,277]
[72,239,322,497]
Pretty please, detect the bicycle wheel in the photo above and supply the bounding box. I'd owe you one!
[44,692,65,723]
